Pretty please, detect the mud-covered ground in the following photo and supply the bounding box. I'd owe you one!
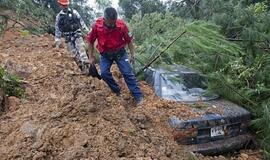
[0,29,262,160]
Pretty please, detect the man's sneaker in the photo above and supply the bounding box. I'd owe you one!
[116,92,125,101]
[115,92,121,97]
[135,98,144,106]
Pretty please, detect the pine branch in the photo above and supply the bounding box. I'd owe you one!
[218,74,258,107]
[148,42,163,61]
[226,38,268,43]
[135,30,187,76]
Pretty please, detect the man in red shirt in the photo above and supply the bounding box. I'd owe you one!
[87,7,143,104]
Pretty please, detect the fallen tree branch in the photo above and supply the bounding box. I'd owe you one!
[226,38,268,43]
[136,30,187,76]
[148,42,163,61]
[218,74,258,107]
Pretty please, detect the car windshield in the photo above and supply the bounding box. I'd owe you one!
[145,66,218,102]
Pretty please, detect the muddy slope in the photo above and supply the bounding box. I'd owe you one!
[0,30,262,160]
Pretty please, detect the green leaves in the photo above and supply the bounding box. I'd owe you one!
[186,21,243,57]
[119,0,165,19]
[251,105,270,159]
[0,15,8,35]
[0,0,55,34]
[248,1,268,16]
[129,2,270,156]
[0,66,24,97]
[130,14,244,73]
[0,0,94,34]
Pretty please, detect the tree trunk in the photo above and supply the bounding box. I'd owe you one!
[184,0,201,19]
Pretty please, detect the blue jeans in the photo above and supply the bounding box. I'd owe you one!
[100,49,142,102]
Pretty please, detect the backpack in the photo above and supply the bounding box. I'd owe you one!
[58,9,81,33]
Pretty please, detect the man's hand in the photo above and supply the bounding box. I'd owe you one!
[54,39,62,48]
[88,55,96,64]
[127,42,135,65]
[129,54,135,65]
[88,43,96,64]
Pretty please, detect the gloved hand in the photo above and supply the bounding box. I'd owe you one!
[82,28,90,39]
[54,39,62,49]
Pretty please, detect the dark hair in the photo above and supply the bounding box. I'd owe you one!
[104,7,117,20]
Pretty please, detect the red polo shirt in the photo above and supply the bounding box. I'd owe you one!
[87,17,133,53]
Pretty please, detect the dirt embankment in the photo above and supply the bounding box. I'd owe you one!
[0,29,262,160]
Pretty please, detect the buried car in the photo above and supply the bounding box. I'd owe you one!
[144,65,254,155]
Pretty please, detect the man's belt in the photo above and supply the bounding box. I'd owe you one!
[101,48,126,60]
[63,30,82,43]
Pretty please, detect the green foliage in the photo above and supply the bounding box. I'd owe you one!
[71,0,95,26]
[205,0,269,146]
[0,0,55,34]
[200,1,270,114]
[19,30,30,37]
[166,0,204,19]
[251,105,270,159]
[0,15,8,35]
[130,14,242,73]
[248,1,268,15]
[130,12,183,44]
[129,0,270,156]
[195,2,270,155]
[129,12,185,71]
[96,0,112,10]
[165,0,188,18]
[0,66,24,97]
[188,152,198,160]
[119,0,165,19]
[0,0,94,34]
[119,0,139,19]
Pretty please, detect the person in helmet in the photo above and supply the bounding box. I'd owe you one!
[55,0,90,74]
[87,7,143,105]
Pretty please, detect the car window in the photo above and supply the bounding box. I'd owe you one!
[146,68,218,102]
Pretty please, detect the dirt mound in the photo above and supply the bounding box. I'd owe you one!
[0,29,262,160]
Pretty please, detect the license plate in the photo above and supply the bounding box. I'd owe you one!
[210,126,224,137]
